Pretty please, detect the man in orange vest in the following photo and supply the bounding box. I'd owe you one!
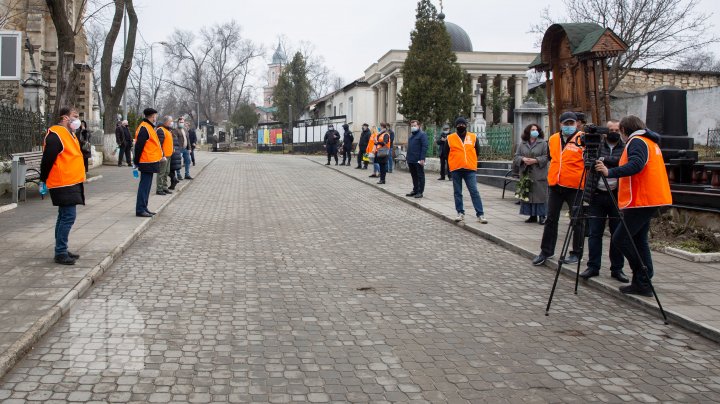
[155,115,175,196]
[532,111,586,266]
[40,106,86,265]
[134,108,164,217]
[595,115,672,297]
[447,117,487,223]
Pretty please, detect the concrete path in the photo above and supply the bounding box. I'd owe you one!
[313,157,720,343]
[0,153,213,378]
[1,153,719,403]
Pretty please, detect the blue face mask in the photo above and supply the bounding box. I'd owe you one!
[530,130,539,138]
[561,125,576,136]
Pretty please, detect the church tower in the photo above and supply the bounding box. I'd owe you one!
[263,43,286,107]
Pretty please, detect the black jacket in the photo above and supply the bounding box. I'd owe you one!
[189,129,198,147]
[358,129,371,152]
[342,131,354,150]
[436,131,451,158]
[324,130,340,146]
[607,130,658,179]
[40,129,85,207]
[170,130,183,171]
[77,128,92,158]
[133,119,160,173]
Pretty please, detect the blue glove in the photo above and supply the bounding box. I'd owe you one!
[39,182,48,195]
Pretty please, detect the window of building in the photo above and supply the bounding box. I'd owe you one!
[348,97,354,121]
[339,102,343,115]
[0,31,22,80]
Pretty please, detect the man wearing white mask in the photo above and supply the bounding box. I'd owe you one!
[405,120,429,198]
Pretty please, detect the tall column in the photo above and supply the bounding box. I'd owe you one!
[373,87,379,125]
[387,78,397,125]
[485,75,495,124]
[470,75,479,118]
[514,75,523,109]
[395,75,404,122]
[500,75,510,123]
[378,83,387,124]
[522,77,529,98]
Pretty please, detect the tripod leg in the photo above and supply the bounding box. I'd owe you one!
[574,216,587,295]
[545,199,579,315]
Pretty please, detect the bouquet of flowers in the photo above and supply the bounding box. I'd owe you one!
[514,173,532,202]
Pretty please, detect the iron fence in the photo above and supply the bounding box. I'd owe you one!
[478,125,514,160]
[706,128,720,160]
[0,105,47,159]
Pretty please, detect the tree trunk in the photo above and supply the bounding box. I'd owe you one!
[101,0,138,135]
[45,0,80,119]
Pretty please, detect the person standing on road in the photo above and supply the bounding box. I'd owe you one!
[176,117,193,180]
[155,116,175,196]
[116,120,133,167]
[386,123,395,173]
[134,108,163,218]
[169,126,183,190]
[188,123,197,166]
[513,124,548,224]
[324,124,340,165]
[356,123,371,169]
[373,128,391,184]
[77,120,92,173]
[40,106,86,265]
[448,117,487,224]
[341,123,354,166]
[595,115,671,297]
[532,111,585,267]
[405,120,429,199]
[436,124,451,180]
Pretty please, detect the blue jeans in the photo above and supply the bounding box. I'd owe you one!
[387,153,394,172]
[587,191,624,273]
[373,162,381,173]
[451,170,484,216]
[55,205,77,256]
[180,149,191,176]
[136,171,153,214]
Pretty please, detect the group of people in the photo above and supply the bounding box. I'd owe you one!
[517,110,671,297]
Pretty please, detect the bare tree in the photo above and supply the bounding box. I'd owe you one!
[676,51,720,72]
[530,0,719,93]
[275,36,343,100]
[86,23,106,115]
[100,0,138,134]
[0,0,33,29]
[164,29,214,121]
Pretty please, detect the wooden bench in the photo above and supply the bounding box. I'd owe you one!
[213,143,230,152]
[10,151,43,203]
[476,170,520,199]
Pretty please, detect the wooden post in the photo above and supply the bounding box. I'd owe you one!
[601,59,612,121]
[585,60,599,124]
[545,70,555,134]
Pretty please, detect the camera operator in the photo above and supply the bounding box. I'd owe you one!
[532,111,585,266]
[595,115,672,297]
[579,120,629,283]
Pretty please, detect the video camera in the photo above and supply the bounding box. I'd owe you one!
[574,124,610,204]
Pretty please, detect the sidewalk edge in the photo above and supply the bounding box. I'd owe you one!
[0,158,216,380]
[310,159,720,344]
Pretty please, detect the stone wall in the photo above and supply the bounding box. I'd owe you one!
[0,82,20,106]
[616,69,720,95]
[611,86,720,143]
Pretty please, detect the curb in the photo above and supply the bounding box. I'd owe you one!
[311,159,720,344]
[0,158,216,380]
[0,203,17,214]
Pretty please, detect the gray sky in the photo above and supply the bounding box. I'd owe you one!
[134,0,720,102]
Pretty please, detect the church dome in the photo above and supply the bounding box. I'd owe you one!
[271,44,286,65]
[439,13,473,52]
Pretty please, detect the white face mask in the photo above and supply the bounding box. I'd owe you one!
[69,118,81,131]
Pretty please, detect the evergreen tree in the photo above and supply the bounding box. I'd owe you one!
[272,52,312,134]
[398,0,472,126]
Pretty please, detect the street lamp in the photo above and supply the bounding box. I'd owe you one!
[149,41,168,109]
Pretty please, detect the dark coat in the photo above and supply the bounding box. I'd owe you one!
[358,129,371,153]
[77,128,92,158]
[342,131,354,151]
[406,130,429,163]
[188,129,198,148]
[513,138,549,204]
[170,130,183,171]
[324,129,340,153]
[115,124,124,145]
[436,131,450,158]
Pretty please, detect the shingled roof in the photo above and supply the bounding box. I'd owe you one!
[530,23,628,70]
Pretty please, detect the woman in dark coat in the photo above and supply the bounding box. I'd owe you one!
[169,128,183,190]
[513,124,549,224]
[77,120,92,173]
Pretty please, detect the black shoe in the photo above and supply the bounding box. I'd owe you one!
[388,170,393,173]
[525,216,537,223]
[128,164,133,167]
[136,212,153,217]
[355,166,362,169]
[414,193,423,198]
[619,284,653,297]
[532,255,547,266]
[192,163,196,166]
[562,254,580,264]
[579,268,599,279]
[67,252,80,260]
[335,162,339,166]
[369,174,378,178]
[147,211,156,215]
[377,180,385,184]
[406,192,417,197]
[325,162,331,165]
[163,189,173,194]
[54,255,76,265]
[185,175,193,180]
[346,162,351,166]
[168,183,177,190]
[177,176,184,181]
[538,216,546,225]
[341,161,346,165]
[156,191,167,195]
[437,177,445,180]
[611,271,630,283]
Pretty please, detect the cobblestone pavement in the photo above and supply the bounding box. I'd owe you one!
[1,154,720,403]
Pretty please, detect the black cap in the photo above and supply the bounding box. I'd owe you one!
[559,111,577,123]
[455,117,467,126]
[575,112,586,122]
[342,123,349,129]
[143,108,158,117]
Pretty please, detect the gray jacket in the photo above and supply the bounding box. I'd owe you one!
[513,138,549,204]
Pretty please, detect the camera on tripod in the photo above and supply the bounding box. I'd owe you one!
[574,124,610,204]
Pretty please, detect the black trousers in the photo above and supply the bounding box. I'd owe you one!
[341,148,352,164]
[612,207,657,288]
[439,155,449,179]
[190,146,196,165]
[357,149,367,168]
[408,162,425,194]
[327,146,338,163]
[540,185,584,257]
[118,144,132,166]
[377,157,388,181]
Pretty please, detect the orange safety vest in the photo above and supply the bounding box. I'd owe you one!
[447,132,478,172]
[43,125,86,189]
[156,126,174,158]
[547,132,585,188]
[134,121,162,164]
[374,133,390,152]
[617,135,672,209]
[366,132,378,154]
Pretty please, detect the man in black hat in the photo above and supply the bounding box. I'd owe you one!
[356,123,371,169]
[323,124,340,165]
[436,124,451,180]
[341,123,354,166]
[134,108,164,217]
[532,111,586,266]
